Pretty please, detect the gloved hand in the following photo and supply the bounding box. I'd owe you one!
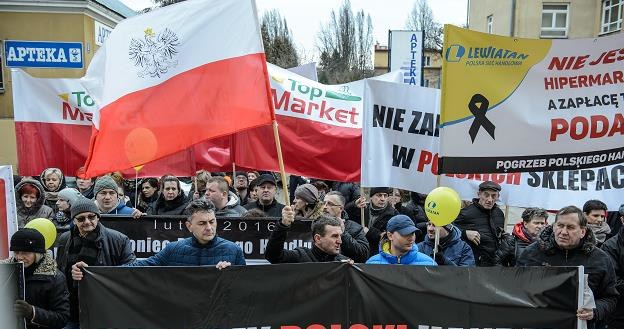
[433,250,446,265]
[14,300,34,320]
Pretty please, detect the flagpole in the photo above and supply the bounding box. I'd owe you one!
[134,169,140,207]
[272,120,290,205]
[360,187,366,227]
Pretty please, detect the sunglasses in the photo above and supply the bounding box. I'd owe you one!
[75,214,98,223]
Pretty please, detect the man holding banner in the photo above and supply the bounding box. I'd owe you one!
[517,206,618,326]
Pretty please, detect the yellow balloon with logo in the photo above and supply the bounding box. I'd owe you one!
[424,187,461,226]
[25,218,57,250]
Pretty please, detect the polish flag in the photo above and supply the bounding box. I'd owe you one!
[81,0,274,177]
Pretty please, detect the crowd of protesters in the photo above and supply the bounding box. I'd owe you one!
[5,166,624,328]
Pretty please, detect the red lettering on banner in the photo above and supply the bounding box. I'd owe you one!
[550,114,624,141]
[281,324,407,329]
[416,150,438,174]
[62,102,92,122]
[270,88,359,125]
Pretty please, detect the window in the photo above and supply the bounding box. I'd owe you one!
[424,56,431,67]
[541,4,569,38]
[487,15,493,34]
[424,79,430,87]
[601,0,622,34]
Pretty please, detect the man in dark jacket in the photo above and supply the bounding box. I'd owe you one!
[323,191,369,262]
[495,207,547,266]
[601,207,624,328]
[517,205,618,326]
[56,197,136,328]
[418,222,475,266]
[244,174,285,217]
[4,228,69,329]
[265,206,350,263]
[454,181,505,266]
[349,187,398,256]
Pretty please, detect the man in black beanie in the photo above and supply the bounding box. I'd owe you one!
[348,187,398,256]
[2,228,69,328]
[56,197,135,328]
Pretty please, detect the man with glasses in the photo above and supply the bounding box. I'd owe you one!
[56,197,135,329]
[323,191,369,262]
[454,181,506,266]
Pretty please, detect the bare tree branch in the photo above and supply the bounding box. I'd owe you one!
[405,0,443,50]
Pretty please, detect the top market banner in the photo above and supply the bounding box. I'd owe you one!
[439,25,624,174]
[0,166,17,259]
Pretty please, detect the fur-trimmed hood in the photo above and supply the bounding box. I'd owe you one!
[15,178,47,214]
[537,224,597,254]
[1,252,57,276]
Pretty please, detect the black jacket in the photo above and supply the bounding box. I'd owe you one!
[2,254,70,329]
[454,199,505,266]
[517,225,618,322]
[341,219,370,263]
[601,225,624,327]
[149,193,188,215]
[244,199,285,217]
[265,221,349,263]
[495,222,534,267]
[333,182,361,214]
[348,204,398,257]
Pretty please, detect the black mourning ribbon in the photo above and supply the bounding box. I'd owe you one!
[468,93,496,143]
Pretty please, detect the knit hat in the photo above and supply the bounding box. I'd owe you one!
[10,228,46,253]
[619,204,624,216]
[370,187,391,197]
[71,197,100,219]
[58,188,82,204]
[295,184,320,204]
[94,175,118,196]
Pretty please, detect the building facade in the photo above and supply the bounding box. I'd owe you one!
[374,43,442,89]
[468,0,622,38]
[0,0,134,170]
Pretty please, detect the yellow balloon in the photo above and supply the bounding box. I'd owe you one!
[25,218,57,250]
[424,187,461,226]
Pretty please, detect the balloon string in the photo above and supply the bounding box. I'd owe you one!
[433,226,440,259]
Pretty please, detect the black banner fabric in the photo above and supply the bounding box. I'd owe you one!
[80,264,579,329]
[0,263,26,329]
[99,216,312,260]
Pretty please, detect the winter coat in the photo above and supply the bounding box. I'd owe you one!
[100,200,136,215]
[16,179,55,228]
[215,192,247,217]
[396,201,428,224]
[348,204,398,257]
[366,239,436,265]
[494,222,536,267]
[125,236,245,266]
[517,225,618,322]
[454,198,505,266]
[265,221,349,263]
[1,254,70,329]
[78,184,95,200]
[341,219,370,263]
[136,192,159,213]
[150,192,188,216]
[244,199,285,218]
[417,225,475,266]
[601,225,624,327]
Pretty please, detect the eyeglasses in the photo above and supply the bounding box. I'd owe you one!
[324,201,342,208]
[75,214,98,223]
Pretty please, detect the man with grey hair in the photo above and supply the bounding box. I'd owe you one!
[517,205,618,325]
[495,207,548,266]
[323,191,369,262]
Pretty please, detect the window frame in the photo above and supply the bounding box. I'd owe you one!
[540,3,569,39]
[600,0,623,35]
[487,15,493,34]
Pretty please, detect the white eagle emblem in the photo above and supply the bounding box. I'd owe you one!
[129,27,180,78]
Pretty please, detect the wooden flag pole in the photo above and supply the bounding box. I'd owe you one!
[360,187,366,227]
[272,120,290,205]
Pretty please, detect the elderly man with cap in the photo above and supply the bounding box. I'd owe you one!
[417,222,475,266]
[93,175,142,218]
[292,183,324,220]
[349,187,399,256]
[2,229,69,329]
[56,197,135,328]
[53,188,82,233]
[243,174,285,217]
[454,180,506,267]
[366,215,436,265]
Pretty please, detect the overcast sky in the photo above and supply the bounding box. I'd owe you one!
[121,0,468,59]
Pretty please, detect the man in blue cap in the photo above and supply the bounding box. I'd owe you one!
[366,215,436,265]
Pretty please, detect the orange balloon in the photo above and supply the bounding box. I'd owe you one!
[124,128,158,167]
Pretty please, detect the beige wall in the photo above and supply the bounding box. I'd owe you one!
[374,47,389,73]
[469,0,514,36]
[0,119,17,170]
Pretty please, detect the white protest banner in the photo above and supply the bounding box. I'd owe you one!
[287,62,318,81]
[0,166,17,258]
[439,25,624,174]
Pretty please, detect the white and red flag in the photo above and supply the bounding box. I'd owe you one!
[81,0,274,177]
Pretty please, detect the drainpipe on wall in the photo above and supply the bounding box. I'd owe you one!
[510,0,516,37]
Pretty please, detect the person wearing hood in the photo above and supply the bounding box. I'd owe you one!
[517,205,618,326]
[74,167,95,199]
[53,188,83,234]
[149,175,189,215]
[417,222,475,266]
[16,179,54,228]
[244,174,285,217]
[204,176,246,217]
[495,207,547,266]
[583,199,611,247]
[366,215,436,265]
[136,177,160,213]
[293,184,324,220]
[349,187,399,257]
[40,168,66,213]
[2,228,69,329]
[93,176,142,217]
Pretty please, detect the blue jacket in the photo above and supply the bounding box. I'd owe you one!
[366,241,436,265]
[418,225,475,266]
[125,236,246,266]
[102,200,135,215]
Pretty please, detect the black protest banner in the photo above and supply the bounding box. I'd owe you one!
[0,263,25,329]
[80,264,579,329]
[99,215,312,260]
